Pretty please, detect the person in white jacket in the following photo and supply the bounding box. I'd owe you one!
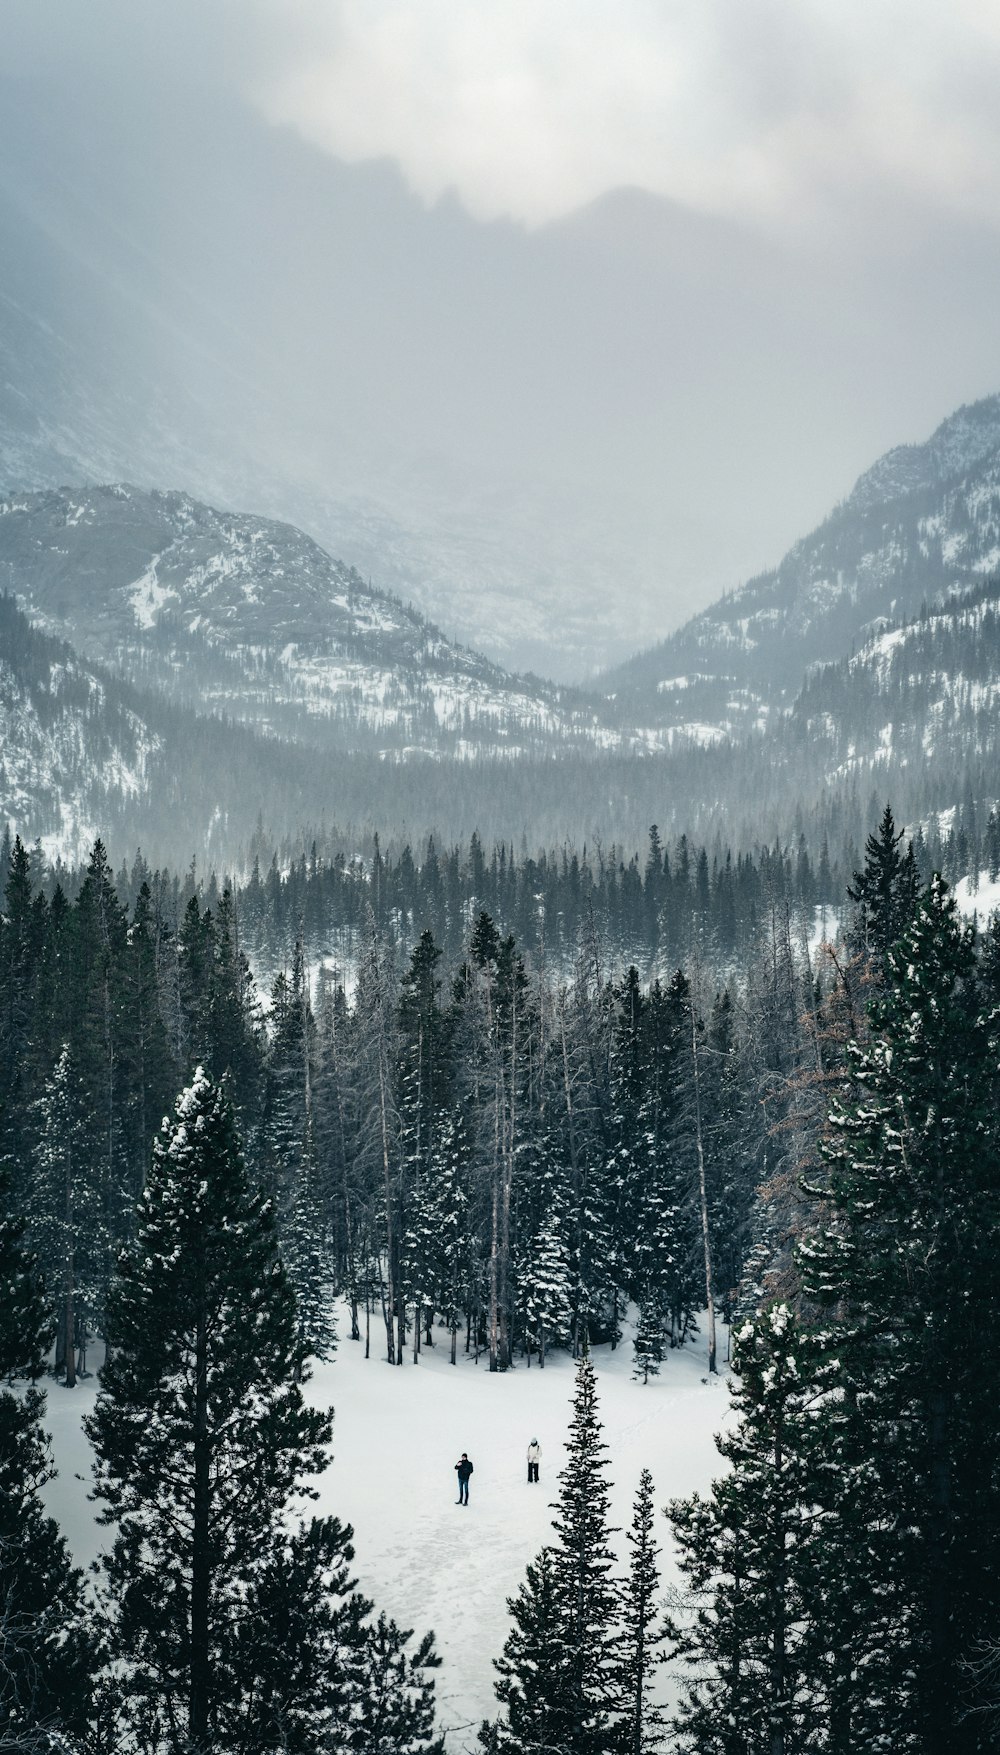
[527,1439,541,1484]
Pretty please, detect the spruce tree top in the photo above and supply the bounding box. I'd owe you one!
[89,1067,331,1528]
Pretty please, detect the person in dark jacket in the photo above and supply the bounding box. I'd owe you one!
[455,1452,474,1505]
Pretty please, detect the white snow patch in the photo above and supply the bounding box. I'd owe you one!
[805,904,841,962]
[954,869,1000,920]
[128,556,175,629]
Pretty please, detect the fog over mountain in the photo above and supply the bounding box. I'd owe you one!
[3,6,1000,678]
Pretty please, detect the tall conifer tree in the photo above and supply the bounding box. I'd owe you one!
[0,1165,96,1745]
[86,1068,333,1752]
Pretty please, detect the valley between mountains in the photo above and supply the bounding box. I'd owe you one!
[2,394,1000,865]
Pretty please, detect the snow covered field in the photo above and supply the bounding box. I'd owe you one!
[955,868,1000,921]
[42,1306,731,1753]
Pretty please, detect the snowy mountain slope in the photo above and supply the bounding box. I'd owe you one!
[0,597,165,863]
[0,486,646,759]
[0,592,511,867]
[846,396,1000,512]
[601,393,1000,737]
[791,580,1000,780]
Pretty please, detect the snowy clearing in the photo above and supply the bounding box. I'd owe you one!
[42,1303,731,1753]
[954,868,1000,921]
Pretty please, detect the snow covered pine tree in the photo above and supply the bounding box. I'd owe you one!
[802,874,1000,1752]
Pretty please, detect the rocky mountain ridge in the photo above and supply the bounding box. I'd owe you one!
[600,393,1000,743]
[0,485,650,760]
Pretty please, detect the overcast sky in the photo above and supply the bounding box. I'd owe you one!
[5,2,1000,675]
[13,0,1000,236]
[261,1,1000,235]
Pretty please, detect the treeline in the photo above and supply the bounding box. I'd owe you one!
[8,582,1000,872]
[21,785,997,1006]
[0,831,762,1387]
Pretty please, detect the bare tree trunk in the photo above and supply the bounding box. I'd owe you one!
[488,1171,500,1373]
[63,1145,76,1388]
[690,994,717,1375]
[376,1049,397,1366]
[190,1300,211,1751]
[327,990,360,1339]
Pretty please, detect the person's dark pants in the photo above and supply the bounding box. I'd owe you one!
[528,1462,539,1483]
[458,1479,469,1504]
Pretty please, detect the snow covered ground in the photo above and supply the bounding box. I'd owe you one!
[41,1305,731,1753]
[955,868,1000,922]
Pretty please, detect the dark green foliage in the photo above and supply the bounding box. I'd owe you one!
[86,1068,333,1753]
[618,1469,668,1755]
[350,1614,445,1755]
[670,874,1000,1755]
[0,1161,97,1747]
[845,802,919,965]
[31,1045,100,1385]
[223,1515,442,1755]
[802,874,1000,1751]
[0,1167,50,1383]
[0,1387,98,1747]
[669,1308,837,1755]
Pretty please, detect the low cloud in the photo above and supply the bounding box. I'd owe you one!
[9,0,1000,234]
[246,0,1000,233]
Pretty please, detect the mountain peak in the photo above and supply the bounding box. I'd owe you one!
[846,392,1000,512]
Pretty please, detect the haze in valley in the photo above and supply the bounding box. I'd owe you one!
[4,0,1000,675]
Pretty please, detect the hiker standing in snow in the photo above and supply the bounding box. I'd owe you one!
[455,1452,473,1505]
[527,1439,541,1484]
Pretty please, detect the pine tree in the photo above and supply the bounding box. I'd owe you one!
[265,941,336,1357]
[352,1613,445,1755]
[222,1514,368,1753]
[845,803,919,965]
[0,836,42,1187]
[485,1357,621,1753]
[31,1045,101,1387]
[632,1291,664,1384]
[668,1306,834,1755]
[223,1512,443,1755]
[430,1106,472,1365]
[801,874,1000,1753]
[618,1469,668,1755]
[0,1167,50,1382]
[86,1068,334,1753]
[0,1165,96,1746]
[69,839,132,1309]
[397,930,454,1359]
[521,1201,572,1366]
[283,1115,338,1364]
